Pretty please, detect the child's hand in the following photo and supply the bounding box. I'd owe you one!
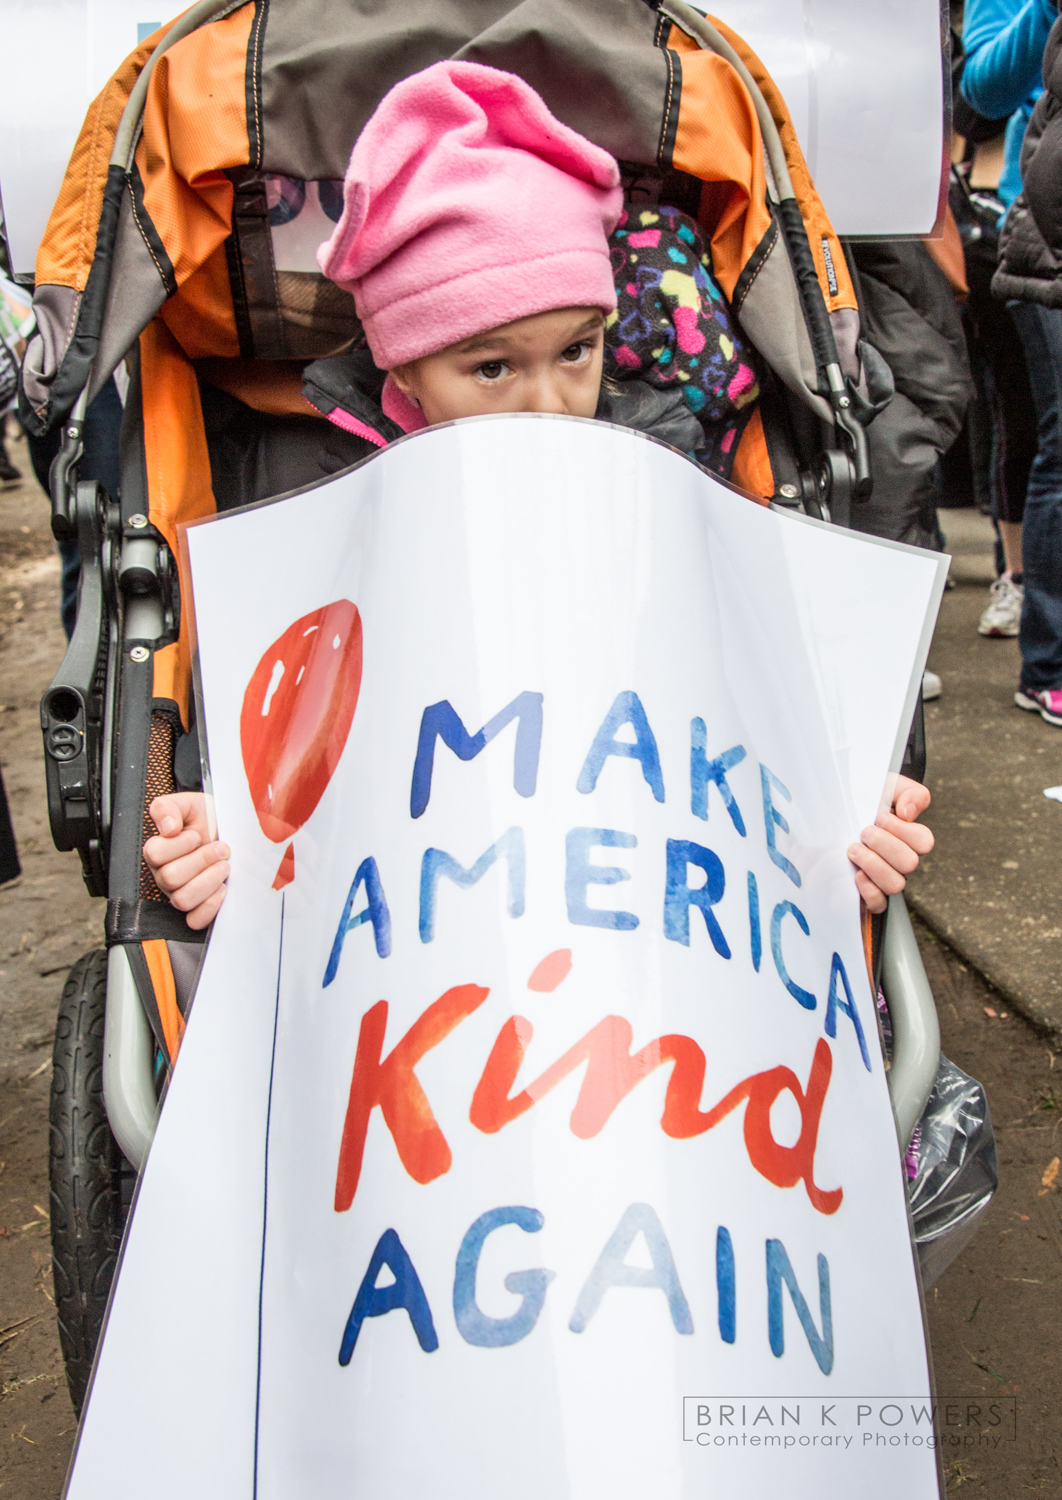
[143,792,230,930]
[847,774,934,915]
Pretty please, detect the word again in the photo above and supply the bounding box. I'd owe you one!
[338,1206,833,1376]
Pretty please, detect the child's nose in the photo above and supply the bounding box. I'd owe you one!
[522,375,568,415]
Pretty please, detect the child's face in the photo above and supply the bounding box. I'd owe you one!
[390,306,605,427]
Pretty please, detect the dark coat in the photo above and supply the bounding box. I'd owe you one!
[994,10,1062,306]
[848,241,974,550]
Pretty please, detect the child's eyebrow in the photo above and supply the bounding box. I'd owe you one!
[455,313,604,357]
[565,315,604,340]
[455,333,512,355]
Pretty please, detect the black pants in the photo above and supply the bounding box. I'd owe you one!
[0,765,20,885]
[1008,301,1062,692]
[963,256,1037,527]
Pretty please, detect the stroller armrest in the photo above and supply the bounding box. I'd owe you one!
[881,893,941,1149]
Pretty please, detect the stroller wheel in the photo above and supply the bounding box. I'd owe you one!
[49,949,134,1415]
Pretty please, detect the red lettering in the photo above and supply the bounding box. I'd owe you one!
[471,1019,841,1215]
[334,984,489,1211]
[739,1040,842,1214]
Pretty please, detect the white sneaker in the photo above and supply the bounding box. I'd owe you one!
[978,574,1023,637]
[922,670,942,701]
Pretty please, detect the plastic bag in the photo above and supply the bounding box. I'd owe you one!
[907,1055,999,1287]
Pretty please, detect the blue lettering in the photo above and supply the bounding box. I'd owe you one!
[748,871,762,972]
[419,828,525,942]
[766,1239,833,1375]
[565,828,638,931]
[577,692,664,802]
[410,692,543,818]
[824,952,871,1071]
[770,900,816,1010]
[663,839,730,957]
[323,856,392,985]
[453,1206,554,1347]
[717,1226,736,1344]
[690,724,747,835]
[338,1228,438,1364]
[760,764,801,886]
[570,1203,693,1334]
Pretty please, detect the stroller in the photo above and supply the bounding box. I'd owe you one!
[18,0,992,1412]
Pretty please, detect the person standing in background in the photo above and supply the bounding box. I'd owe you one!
[0,270,33,482]
[950,0,1038,637]
[963,0,1062,725]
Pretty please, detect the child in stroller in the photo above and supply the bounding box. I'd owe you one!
[140,59,934,930]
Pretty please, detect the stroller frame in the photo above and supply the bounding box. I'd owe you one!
[26,0,940,1405]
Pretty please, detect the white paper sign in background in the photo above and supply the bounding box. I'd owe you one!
[65,417,947,1498]
[688,0,947,237]
[0,3,162,276]
[0,1,945,277]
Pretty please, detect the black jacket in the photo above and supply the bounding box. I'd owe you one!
[848,241,974,549]
[993,10,1062,306]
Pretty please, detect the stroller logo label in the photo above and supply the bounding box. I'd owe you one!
[820,237,839,298]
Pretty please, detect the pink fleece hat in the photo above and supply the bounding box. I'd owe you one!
[318,61,623,369]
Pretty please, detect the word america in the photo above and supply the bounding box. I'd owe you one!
[324,691,870,1069]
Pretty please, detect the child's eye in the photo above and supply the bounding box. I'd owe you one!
[560,342,591,364]
[474,360,508,381]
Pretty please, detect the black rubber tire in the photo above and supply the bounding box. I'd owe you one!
[49,949,131,1415]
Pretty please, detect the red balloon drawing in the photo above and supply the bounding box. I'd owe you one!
[240,599,363,888]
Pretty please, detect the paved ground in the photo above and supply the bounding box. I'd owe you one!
[0,451,1058,1495]
[920,925,1062,1495]
[910,509,1062,1037]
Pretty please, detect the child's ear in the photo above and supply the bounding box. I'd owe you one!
[389,361,416,397]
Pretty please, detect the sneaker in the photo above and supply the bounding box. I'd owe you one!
[0,449,20,483]
[978,574,1024,637]
[922,670,942,702]
[1015,687,1062,726]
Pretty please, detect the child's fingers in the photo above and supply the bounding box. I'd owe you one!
[164,856,231,915]
[872,811,935,856]
[858,824,922,876]
[184,883,229,932]
[148,840,230,900]
[851,775,932,916]
[847,839,909,898]
[852,867,888,914]
[149,790,211,840]
[149,792,190,838]
[891,775,931,823]
[143,827,203,872]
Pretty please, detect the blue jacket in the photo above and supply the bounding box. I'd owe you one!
[962,0,1056,206]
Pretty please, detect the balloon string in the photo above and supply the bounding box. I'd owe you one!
[254,890,285,1497]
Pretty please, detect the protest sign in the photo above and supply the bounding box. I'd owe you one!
[0,3,160,275]
[705,0,948,237]
[66,416,947,1498]
[0,1,945,275]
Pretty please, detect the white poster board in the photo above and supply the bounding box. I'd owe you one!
[1,1,945,277]
[709,0,948,237]
[65,417,947,1498]
[0,3,161,276]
